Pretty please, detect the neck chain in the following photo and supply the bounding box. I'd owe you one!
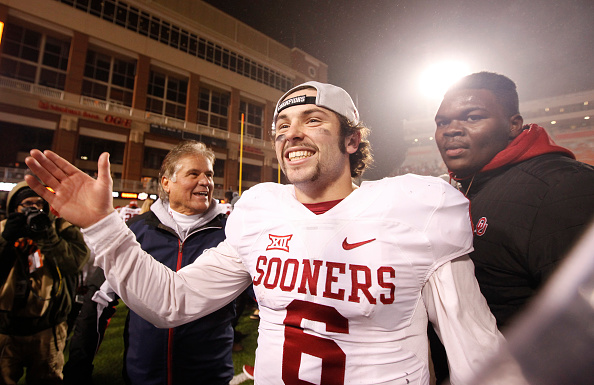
[463,175,476,196]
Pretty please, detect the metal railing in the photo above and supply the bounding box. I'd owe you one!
[112,178,158,194]
[80,96,133,116]
[0,167,32,183]
[0,166,245,203]
[0,76,64,100]
[145,112,186,129]
[0,76,272,149]
[0,166,158,194]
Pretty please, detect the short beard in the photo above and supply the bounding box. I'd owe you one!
[285,163,321,185]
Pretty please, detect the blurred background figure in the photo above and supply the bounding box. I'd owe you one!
[230,192,239,209]
[118,200,141,223]
[0,182,89,384]
[139,198,154,215]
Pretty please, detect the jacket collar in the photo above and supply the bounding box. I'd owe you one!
[149,198,224,241]
[452,124,574,182]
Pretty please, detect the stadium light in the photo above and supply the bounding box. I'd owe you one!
[419,61,470,100]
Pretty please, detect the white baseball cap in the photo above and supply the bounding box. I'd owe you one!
[272,81,360,131]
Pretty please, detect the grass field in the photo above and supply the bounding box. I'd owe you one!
[70,302,258,385]
[14,301,258,384]
[85,302,127,385]
[93,303,258,385]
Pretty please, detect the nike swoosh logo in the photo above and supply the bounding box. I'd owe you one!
[342,237,376,250]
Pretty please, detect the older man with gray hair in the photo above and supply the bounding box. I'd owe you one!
[64,140,233,385]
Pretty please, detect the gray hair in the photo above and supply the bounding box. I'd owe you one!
[158,140,216,201]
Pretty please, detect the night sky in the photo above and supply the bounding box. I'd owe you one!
[205,0,594,179]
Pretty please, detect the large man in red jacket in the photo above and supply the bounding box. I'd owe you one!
[432,71,594,382]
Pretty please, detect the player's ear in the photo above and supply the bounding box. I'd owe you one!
[509,114,524,139]
[345,131,361,155]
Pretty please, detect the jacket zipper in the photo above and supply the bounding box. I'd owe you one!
[160,218,222,385]
[167,239,183,385]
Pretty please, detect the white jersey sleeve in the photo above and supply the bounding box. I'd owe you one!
[423,256,506,385]
[83,211,251,327]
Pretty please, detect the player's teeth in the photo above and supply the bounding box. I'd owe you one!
[289,150,313,161]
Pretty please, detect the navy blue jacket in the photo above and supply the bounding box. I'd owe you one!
[124,210,234,385]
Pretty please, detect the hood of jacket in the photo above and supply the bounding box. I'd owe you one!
[451,124,575,181]
[6,180,52,217]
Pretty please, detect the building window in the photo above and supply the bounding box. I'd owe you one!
[143,146,169,170]
[0,123,54,167]
[77,135,125,165]
[146,70,187,120]
[82,50,136,106]
[242,163,261,182]
[213,158,225,179]
[0,23,70,90]
[198,88,229,130]
[239,101,263,139]
[57,0,294,91]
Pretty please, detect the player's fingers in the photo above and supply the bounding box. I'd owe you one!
[43,150,82,179]
[24,173,56,204]
[27,149,70,184]
[97,152,113,187]
[25,151,63,190]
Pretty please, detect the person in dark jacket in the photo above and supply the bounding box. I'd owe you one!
[431,71,594,381]
[64,141,234,385]
[0,181,89,384]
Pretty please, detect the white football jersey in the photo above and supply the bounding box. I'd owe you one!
[226,175,473,385]
[119,206,141,222]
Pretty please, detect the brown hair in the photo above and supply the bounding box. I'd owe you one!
[336,114,373,178]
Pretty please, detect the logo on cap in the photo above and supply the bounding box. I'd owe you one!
[276,95,318,114]
[277,95,306,112]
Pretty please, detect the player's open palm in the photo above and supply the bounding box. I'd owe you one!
[25,149,114,228]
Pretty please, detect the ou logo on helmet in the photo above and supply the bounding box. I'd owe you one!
[475,217,488,236]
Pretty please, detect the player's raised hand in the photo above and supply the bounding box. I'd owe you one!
[25,150,115,228]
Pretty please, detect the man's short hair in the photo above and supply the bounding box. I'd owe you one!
[447,72,520,118]
[158,140,215,201]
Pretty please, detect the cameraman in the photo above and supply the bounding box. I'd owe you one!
[0,182,89,385]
